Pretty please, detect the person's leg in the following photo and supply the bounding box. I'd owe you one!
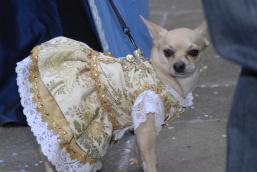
[0,0,62,126]
[227,68,257,172]
[201,1,257,171]
[202,0,257,71]
[56,0,102,51]
[0,74,26,126]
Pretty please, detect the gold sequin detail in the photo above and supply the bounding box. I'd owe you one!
[126,54,135,63]
[87,50,122,129]
[131,82,183,123]
[104,51,112,56]
[29,47,97,164]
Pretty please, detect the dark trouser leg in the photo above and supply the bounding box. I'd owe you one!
[56,0,102,51]
[227,68,257,172]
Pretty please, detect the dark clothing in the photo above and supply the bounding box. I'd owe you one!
[227,68,257,172]
[202,0,257,171]
[202,0,257,71]
[0,0,101,125]
[56,0,102,51]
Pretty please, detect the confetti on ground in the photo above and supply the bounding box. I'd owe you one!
[213,91,219,95]
[124,149,131,153]
[171,5,177,10]
[168,126,175,130]
[12,152,18,156]
[172,137,176,140]
[210,84,219,88]
[222,134,227,138]
[0,160,4,164]
[34,163,39,166]
[204,114,209,118]
[200,65,208,73]
[39,161,43,164]
[190,106,195,109]
[225,84,230,87]
[188,118,203,124]
[24,164,29,168]
[200,85,206,88]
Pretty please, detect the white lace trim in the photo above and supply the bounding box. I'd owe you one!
[166,85,194,108]
[131,90,165,134]
[16,57,101,172]
[16,50,194,171]
[131,88,194,134]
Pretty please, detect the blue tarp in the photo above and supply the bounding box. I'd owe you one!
[0,0,151,125]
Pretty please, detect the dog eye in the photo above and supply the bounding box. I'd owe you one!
[163,49,174,58]
[187,49,200,57]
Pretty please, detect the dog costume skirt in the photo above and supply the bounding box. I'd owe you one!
[16,37,193,172]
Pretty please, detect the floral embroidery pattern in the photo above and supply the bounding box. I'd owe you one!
[30,37,184,164]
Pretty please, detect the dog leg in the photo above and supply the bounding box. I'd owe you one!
[135,113,157,172]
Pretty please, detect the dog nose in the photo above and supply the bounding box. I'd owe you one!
[173,61,186,73]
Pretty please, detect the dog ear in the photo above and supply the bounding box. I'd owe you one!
[194,21,207,35]
[140,16,167,44]
[195,21,209,48]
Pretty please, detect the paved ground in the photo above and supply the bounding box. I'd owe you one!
[0,0,240,172]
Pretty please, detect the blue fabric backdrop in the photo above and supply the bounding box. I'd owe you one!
[0,0,62,125]
[0,0,151,125]
[88,0,152,58]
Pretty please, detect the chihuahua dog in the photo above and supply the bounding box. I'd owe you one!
[16,17,208,172]
[134,17,208,172]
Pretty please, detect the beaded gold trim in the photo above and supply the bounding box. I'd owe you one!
[97,52,122,64]
[29,47,97,164]
[87,49,122,129]
[29,46,184,165]
[131,82,184,123]
[98,57,121,64]
[170,107,185,121]
[131,83,162,100]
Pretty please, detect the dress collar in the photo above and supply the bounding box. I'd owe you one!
[165,85,194,108]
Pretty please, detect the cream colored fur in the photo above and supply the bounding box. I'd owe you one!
[134,17,208,172]
[43,18,208,172]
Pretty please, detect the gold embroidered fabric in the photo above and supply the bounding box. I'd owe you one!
[29,37,183,164]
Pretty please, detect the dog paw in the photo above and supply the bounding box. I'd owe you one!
[129,158,139,165]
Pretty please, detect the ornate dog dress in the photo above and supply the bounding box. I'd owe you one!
[16,37,193,172]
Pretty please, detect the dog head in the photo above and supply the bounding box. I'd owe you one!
[142,17,208,78]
